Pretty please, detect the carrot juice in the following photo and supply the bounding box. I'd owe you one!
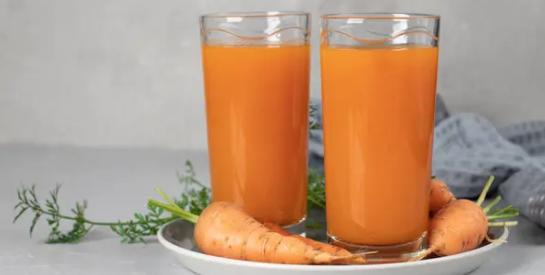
[201,45,310,226]
[321,45,438,246]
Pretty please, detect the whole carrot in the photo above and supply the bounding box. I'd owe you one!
[411,176,519,260]
[195,202,367,264]
[426,199,488,256]
[429,178,456,213]
[149,190,368,265]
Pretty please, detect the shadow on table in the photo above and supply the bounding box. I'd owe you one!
[508,217,545,246]
[467,245,534,275]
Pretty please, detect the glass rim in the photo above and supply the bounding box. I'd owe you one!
[321,13,440,20]
[200,11,311,19]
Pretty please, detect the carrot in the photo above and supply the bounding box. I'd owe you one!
[196,202,367,264]
[263,222,365,264]
[425,199,488,257]
[411,176,519,261]
[429,178,456,213]
[263,221,293,236]
[149,189,368,265]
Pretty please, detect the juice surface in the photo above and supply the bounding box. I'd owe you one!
[201,45,310,226]
[321,45,438,245]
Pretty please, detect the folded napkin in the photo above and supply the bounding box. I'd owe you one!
[308,94,545,228]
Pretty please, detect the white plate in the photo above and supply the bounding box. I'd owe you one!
[158,219,507,275]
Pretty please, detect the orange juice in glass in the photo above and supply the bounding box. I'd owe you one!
[200,12,311,233]
[320,13,440,262]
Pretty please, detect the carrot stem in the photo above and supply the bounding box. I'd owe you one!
[148,200,181,216]
[307,195,325,209]
[148,199,199,224]
[488,221,518,227]
[476,176,495,207]
[488,205,518,216]
[155,187,182,210]
[487,213,520,221]
[486,204,519,220]
[482,195,502,214]
[489,205,510,215]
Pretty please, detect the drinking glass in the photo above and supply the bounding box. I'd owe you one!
[200,12,311,234]
[320,13,440,262]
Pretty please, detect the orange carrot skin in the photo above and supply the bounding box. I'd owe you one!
[428,199,487,256]
[263,221,360,262]
[263,221,292,236]
[429,179,456,213]
[194,201,355,265]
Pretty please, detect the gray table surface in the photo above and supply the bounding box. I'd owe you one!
[1,144,544,275]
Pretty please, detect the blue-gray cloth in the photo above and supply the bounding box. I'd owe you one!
[308,95,545,228]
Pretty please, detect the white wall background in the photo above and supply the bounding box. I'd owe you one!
[1,0,544,150]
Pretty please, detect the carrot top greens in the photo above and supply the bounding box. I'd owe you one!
[12,162,202,244]
[476,176,520,225]
[14,159,328,244]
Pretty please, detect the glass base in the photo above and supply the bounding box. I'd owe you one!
[327,232,428,263]
[282,218,306,237]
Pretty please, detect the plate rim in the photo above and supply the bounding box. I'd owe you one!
[158,218,508,271]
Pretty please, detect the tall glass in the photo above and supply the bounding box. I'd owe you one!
[320,13,440,262]
[200,12,311,233]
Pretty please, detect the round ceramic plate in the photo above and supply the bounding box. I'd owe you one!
[158,219,508,275]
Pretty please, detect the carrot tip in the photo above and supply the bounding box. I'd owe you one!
[485,234,507,244]
[330,251,377,264]
[408,246,435,262]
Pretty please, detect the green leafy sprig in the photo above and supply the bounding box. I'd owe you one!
[175,160,211,216]
[13,161,210,243]
[309,104,321,131]
[307,168,326,209]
